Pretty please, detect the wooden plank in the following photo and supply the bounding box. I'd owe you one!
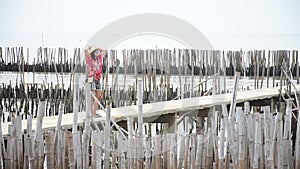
[1,85,300,139]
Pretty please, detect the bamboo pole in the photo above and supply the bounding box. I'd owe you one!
[190,134,196,169]
[45,131,55,169]
[222,103,238,168]
[267,50,270,88]
[218,119,225,169]
[162,133,168,169]
[253,114,261,169]
[54,102,64,168]
[7,124,13,169]
[62,130,68,169]
[145,138,151,169]
[205,128,213,169]
[263,106,274,169]
[34,100,46,169]
[16,114,23,169]
[276,111,283,168]
[178,49,182,99]
[91,130,103,169]
[296,50,299,84]
[223,51,226,93]
[195,134,204,168]
[237,107,246,169]
[170,133,177,169]
[283,100,293,169]
[82,83,91,169]
[127,117,134,169]
[154,135,162,169]
[296,92,300,169]
[26,114,35,169]
[201,132,208,169]
[103,100,111,169]
[183,116,190,169]
[0,108,5,168]
[72,63,81,168]
[178,133,185,169]
[66,131,75,169]
[137,77,144,169]
[260,50,266,89]
[118,131,126,169]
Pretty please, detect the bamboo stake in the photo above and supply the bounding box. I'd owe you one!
[0,108,5,168]
[272,51,276,87]
[45,131,55,169]
[296,50,299,84]
[145,138,151,169]
[237,107,246,169]
[221,103,238,168]
[263,106,274,169]
[103,100,111,169]
[296,88,300,169]
[267,50,270,88]
[218,119,225,169]
[223,51,226,93]
[260,50,265,89]
[277,111,284,168]
[170,133,177,169]
[183,116,190,169]
[62,130,68,169]
[253,114,261,169]
[162,133,168,169]
[137,77,144,169]
[178,134,185,169]
[118,131,126,169]
[195,134,204,168]
[178,50,182,99]
[190,134,196,169]
[184,134,190,169]
[154,135,162,169]
[54,102,64,168]
[26,114,35,169]
[91,130,103,169]
[82,83,91,169]
[205,128,213,169]
[283,100,293,169]
[34,100,46,169]
[65,131,75,169]
[16,115,23,169]
[127,117,134,169]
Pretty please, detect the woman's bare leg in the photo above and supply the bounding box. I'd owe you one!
[92,90,102,116]
[91,90,96,116]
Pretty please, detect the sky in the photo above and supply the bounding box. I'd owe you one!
[1,0,300,55]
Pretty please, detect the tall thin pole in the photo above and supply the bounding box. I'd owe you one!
[137,77,144,169]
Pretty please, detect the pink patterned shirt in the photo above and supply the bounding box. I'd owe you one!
[86,54,103,81]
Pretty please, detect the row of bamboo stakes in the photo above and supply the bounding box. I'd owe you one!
[1,47,300,169]
[1,48,298,118]
[0,71,300,168]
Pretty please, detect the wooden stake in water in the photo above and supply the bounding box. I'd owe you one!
[137,77,144,169]
[127,117,134,169]
[82,83,91,169]
[104,100,111,169]
[34,100,46,169]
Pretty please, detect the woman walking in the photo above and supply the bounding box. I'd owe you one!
[85,46,104,117]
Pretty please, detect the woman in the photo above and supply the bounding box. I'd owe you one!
[85,46,104,117]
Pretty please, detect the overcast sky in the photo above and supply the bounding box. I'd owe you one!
[1,0,300,51]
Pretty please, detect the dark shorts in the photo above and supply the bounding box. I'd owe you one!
[91,79,102,91]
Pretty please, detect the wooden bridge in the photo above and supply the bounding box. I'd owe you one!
[2,84,299,136]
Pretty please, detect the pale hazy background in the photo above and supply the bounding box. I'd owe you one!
[1,0,299,54]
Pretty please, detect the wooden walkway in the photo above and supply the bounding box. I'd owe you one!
[2,85,300,136]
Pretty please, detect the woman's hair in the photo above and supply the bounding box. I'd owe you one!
[90,50,97,60]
